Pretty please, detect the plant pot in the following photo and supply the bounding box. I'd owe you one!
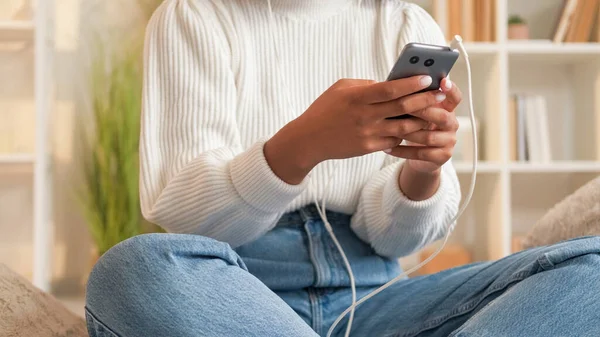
[508,24,529,40]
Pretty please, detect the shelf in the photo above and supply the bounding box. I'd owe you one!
[507,42,600,63]
[507,42,600,54]
[454,161,503,173]
[461,42,500,54]
[0,153,35,164]
[0,20,34,41]
[509,162,600,173]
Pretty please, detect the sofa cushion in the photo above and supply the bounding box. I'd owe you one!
[523,176,600,249]
[0,264,87,337]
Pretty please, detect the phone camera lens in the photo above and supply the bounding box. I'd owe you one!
[424,59,435,67]
[409,56,419,64]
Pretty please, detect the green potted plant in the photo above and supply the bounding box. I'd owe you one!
[508,14,529,40]
[77,0,163,263]
[77,47,148,259]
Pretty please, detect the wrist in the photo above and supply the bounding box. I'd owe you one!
[405,159,442,175]
[399,161,441,201]
[264,121,320,185]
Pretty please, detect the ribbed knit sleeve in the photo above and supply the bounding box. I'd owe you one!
[350,3,462,258]
[139,0,308,248]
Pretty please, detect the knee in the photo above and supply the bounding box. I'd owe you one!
[87,233,244,293]
[542,236,600,273]
[87,234,169,292]
[85,233,245,323]
[557,251,600,271]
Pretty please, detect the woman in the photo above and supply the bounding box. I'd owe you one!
[85,1,600,336]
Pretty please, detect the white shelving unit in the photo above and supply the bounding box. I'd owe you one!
[405,0,600,265]
[0,0,54,291]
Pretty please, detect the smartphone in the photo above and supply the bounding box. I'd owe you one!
[386,42,459,119]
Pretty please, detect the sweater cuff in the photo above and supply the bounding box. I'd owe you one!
[230,139,308,213]
[382,162,448,225]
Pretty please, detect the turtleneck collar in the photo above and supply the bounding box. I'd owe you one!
[265,0,357,20]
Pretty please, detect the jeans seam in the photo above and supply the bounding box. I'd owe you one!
[447,299,498,337]
[537,253,555,270]
[299,207,312,222]
[326,233,346,285]
[85,307,122,337]
[308,288,322,336]
[305,220,323,286]
[394,270,534,337]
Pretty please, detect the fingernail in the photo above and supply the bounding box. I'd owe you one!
[384,148,392,154]
[420,76,432,87]
[435,93,446,102]
[445,79,453,90]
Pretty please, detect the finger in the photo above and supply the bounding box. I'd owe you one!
[372,90,446,119]
[366,137,403,153]
[355,75,433,104]
[408,107,459,131]
[385,145,453,165]
[439,78,462,112]
[377,118,429,138]
[402,130,457,147]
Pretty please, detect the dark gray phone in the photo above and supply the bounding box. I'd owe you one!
[386,42,459,119]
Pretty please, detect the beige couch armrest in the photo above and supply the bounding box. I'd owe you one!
[0,264,87,337]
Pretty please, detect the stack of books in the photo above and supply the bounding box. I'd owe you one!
[553,0,600,43]
[432,0,497,42]
[508,95,552,163]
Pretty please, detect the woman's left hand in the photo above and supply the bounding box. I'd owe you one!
[385,78,462,173]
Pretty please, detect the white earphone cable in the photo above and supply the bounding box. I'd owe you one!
[265,1,361,335]
[310,163,356,337]
[325,35,477,337]
[265,1,476,336]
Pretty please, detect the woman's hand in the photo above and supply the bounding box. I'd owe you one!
[388,78,462,201]
[265,76,444,184]
[386,78,462,173]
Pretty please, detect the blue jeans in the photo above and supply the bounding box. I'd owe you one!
[86,205,600,336]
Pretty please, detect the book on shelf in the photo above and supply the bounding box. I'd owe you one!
[447,0,462,40]
[433,0,496,42]
[481,0,495,42]
[462,0,475,42]
[516,96,528,161]
[509,95,552,163]
[594,2,600,41]
[554,0,600,43]
[565,0,585,42]
[508,95,518,161]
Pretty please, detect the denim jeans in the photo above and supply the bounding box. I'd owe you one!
[86,205,600,336]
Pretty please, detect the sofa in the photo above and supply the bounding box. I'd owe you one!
[0,263,87,337]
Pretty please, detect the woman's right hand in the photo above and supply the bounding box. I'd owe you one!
[264,75,446,185]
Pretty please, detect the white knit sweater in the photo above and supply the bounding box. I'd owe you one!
[140,0,461,258]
